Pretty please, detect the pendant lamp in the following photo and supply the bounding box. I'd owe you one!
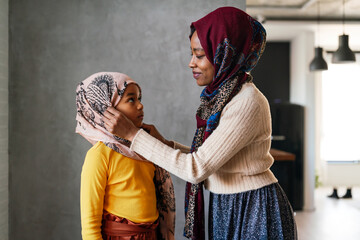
[332,0,356,63]
[310,47,328,71]
[310,1,328,71]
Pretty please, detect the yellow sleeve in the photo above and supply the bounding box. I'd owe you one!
[80,146,108,240]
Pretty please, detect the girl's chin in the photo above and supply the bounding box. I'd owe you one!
[135,122,143,128]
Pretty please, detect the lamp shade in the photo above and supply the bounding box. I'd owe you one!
[310,47,328,71]
[332,34,356,63]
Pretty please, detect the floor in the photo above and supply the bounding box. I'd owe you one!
[294,186,360,240]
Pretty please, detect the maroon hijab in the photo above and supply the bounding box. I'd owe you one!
[184,7,266,240]
[191,6,266,94]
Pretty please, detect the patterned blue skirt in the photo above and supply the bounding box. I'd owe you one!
[209,182,297,240]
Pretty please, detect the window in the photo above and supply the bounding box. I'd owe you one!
[321,54,360,161]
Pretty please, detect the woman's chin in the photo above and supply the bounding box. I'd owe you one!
[196,80,206,86]
[196,78,212,86]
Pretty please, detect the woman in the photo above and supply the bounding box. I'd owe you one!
[76,72,175,240]
[103,7,297,240]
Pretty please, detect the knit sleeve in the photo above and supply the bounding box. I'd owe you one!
[173,141,191,153]
[80,145,108,240]
[130,96,261,184]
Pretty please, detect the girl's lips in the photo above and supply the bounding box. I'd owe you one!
[138,115,144,119]
[193,72,201,79]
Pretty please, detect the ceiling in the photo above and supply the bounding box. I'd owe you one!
[246,0,360,22]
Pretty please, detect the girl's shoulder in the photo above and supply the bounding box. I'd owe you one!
[86,142,130,165]
[82,142,110,176]
[84,142,111,166]
[87,141,107,155]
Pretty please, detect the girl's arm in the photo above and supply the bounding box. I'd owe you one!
[80,145,108,240]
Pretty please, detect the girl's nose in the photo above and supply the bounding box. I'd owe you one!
[138,102,144,110]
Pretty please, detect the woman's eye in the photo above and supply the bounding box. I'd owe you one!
[196,55,205,59]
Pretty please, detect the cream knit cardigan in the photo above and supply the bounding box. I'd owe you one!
[130,83,278,194]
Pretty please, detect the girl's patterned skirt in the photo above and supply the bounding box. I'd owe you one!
[101,212,158,240]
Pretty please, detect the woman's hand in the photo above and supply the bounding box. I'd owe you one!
[142,124,173,147]
[103,107,139,141]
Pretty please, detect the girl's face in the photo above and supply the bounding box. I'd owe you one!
[189,31,215,86]
[115,84,144,128]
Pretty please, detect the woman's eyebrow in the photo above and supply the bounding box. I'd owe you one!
[190,47,205,52]
[194,48,205,53]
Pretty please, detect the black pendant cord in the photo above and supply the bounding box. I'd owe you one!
[342,0,345,35]
[317,1,320,47]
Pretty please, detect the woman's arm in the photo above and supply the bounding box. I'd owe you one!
[80,146,108,240]
[103,108,179,149]
[142,123,191,152]
[131,99,260,183]
[103,97,262,183]
[141,123,174,147]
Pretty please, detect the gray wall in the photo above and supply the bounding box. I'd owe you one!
[9,1,245,239]
[0,0,9,239]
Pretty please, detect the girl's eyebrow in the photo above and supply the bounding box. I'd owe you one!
[125,92,136,97]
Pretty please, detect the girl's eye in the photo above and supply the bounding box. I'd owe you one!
[128,98,135,103]
[196,55,205,59]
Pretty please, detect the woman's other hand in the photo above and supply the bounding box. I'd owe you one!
[142,124,173,147]
[103,107,138,141]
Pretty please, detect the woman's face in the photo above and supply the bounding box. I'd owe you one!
[115,84,144,128]
[189,31,215,86]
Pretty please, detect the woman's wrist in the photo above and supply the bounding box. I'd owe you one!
[127,127,140,142]
[164,139,174,148]
[140,127,173,147]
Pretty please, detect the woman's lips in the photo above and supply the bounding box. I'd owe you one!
[193,72,201,79]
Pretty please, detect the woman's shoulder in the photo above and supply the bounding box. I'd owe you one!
[230,82,269,107]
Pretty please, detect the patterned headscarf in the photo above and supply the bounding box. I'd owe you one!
[76,72,176,239]
[184,7,266,240]
[75,72,146,161]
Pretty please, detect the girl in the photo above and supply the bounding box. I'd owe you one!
[75,72,175,240]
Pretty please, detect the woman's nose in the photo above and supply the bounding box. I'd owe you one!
[189,55,196,68]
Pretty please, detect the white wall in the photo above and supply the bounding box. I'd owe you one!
[0,0,8,239]
[291,31,317,212]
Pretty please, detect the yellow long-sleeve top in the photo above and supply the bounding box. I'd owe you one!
[80,141,159,240]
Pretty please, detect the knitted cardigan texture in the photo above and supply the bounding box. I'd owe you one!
[130,83,277,194]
